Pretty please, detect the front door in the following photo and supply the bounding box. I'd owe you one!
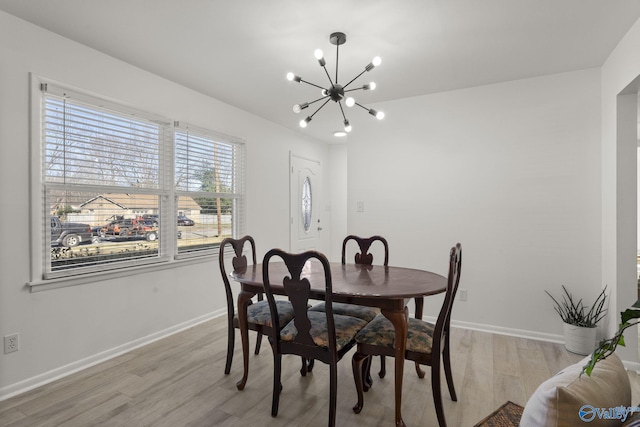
[290,153,322,252]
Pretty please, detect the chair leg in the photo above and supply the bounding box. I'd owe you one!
[225,317,234,375]
[300,357,308,376]
[329,362,338,427]
[254,331,263,355]
[378,355,386,378]
[271,353,282,417]
[363,356,373,392]
[443,338,457,401]
[252,293,263,354]
[352,352,368,414]
[415,362,425,378]
[236,293,253,391]
[431,362,447,427]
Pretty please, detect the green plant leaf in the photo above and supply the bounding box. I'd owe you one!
[621,308,640,324]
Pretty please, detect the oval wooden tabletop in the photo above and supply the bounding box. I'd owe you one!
[232,261,447,300]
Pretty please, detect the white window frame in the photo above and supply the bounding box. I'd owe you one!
[28,75,246,292]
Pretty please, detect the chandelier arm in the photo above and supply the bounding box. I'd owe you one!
[320,64,334,86]
[300,79,328,91]
[309,98,332,119]
[303,95,330,106]
[344,87,365,93]
[338,101,348,121]
[354,102,370,112]
[342,69,367,90]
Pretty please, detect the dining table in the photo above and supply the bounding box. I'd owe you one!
[231,260,447,427]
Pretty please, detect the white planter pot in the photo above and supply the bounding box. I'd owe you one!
[563,322,597,355]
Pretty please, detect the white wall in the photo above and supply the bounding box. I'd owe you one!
[601,17,640,366]
[345,69,603,339]
[0,11,334,397]
[329,144,348,262]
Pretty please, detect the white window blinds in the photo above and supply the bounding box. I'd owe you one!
[44,95,164,188]
[174,123,246,256]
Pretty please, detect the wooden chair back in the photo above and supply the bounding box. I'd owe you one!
[341,235,389,266]
[431,243,462,358]
[219,236,257,319]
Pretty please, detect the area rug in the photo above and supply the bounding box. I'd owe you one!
[474,401,524,427]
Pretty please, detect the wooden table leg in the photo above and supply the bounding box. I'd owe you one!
[236,289,255,390]
[381,306,409,427]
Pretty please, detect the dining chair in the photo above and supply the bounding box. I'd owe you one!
[351,243,462,427]
[262,249,368,427]
[218,236,295,390]
[309,235,387,377]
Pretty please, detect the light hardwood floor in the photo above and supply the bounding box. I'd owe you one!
[1,317,639,427]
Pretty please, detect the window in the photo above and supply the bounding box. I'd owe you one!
[174,123,246,256]
[38,82,245,281]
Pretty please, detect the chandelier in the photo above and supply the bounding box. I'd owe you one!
[286,32,384,135]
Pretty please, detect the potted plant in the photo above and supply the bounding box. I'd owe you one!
[545,285,608,355]
[582,299,640,376]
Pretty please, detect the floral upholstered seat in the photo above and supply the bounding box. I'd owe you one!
[280,311,368,351]
[308,302,380,322]
[355,314,435,353]
[244,300,295,328]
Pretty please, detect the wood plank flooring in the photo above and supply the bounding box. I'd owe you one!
[1,317,639,427]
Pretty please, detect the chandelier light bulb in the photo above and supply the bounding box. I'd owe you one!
[366,56,382,72]
[344,119,352,132]
[293,102,309,113]
[314,49,326,66]
[369,108,385,120]
[322,89,328,96]
[287,72,301,82]
[300,117,312,128]
[364,82,376,91]
[345,97,355,107]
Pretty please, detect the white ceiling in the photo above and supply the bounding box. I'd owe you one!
[2,0,640,144]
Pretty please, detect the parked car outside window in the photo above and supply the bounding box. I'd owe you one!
[177,215,194,226]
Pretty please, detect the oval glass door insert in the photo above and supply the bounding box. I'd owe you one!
[301,176,312,233]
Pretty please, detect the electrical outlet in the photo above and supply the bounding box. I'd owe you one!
[4,333,19,354]
[459,289,468,302]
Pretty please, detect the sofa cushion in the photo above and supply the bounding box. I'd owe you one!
[520,353,631,426]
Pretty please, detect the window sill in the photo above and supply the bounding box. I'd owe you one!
[27,254,214,293]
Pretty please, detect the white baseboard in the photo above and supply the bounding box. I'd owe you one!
[623,360,640,373]
[448,318,565,343]
[0,310,225,401]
